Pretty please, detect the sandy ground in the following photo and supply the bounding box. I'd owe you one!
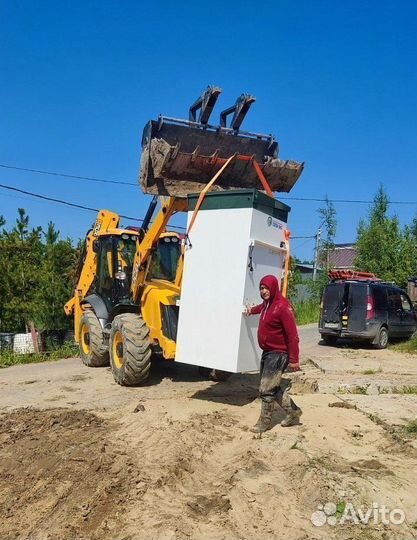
[0,325,416,540]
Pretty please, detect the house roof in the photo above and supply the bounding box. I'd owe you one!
[333,242,355,248]
[329,245,357,269]
[296,263,315,273]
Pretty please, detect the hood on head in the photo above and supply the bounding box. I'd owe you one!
[259,274,281,302]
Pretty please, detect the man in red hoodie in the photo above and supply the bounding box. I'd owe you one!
[246,274,302,432]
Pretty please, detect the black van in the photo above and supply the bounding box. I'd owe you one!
[319,280,417,348]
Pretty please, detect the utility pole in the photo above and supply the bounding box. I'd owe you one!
[313,228,321,281]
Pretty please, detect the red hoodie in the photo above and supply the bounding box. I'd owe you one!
[250,275,299,363]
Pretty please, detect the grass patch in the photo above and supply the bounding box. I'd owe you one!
[390,333,417,354]
[368,413,384,426]
[404,418,417,436]
[362,368,382,375]
[351,386,368,395]
[307,455,329,469]
[337,385,369,395]
[294,300,320,325]
[0,341,78,368]
[392,385,417,395]
[336,501,346,518]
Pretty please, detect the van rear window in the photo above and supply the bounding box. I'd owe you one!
[323,284,345,309]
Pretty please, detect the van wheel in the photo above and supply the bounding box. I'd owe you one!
[374,326,389,349]
[322,335,338,346]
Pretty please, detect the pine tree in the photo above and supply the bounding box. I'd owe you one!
[0,209,77,335]
[0,209,42,331]
[355,186,417,287]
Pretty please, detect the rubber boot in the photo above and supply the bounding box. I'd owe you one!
[281,406,303,427]
[250,400,274,433]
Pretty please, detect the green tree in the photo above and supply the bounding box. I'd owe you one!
[309,197,337,300]
[287,256,302,304]
[409,215,417,243]
[0,210,77,335]
[317,196,337,270]
[354,186,417,287]
[0,209,43,331]
[33,223,76,332]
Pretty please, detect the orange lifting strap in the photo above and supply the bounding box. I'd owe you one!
[281,229,291,298]
[185,154,274,241]
[183,158,290,300]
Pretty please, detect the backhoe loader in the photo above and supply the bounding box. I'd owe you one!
[65,86,304,386]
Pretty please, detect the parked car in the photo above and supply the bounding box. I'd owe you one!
[319,278,417,348]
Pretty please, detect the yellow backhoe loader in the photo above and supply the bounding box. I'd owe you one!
[65,86,304,386]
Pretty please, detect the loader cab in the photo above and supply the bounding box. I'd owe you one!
[93,231,182,313]
[94,232,138,311]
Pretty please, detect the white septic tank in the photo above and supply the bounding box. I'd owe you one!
[175,189,290,373]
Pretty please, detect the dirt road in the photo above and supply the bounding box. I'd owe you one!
[0,326,416,540]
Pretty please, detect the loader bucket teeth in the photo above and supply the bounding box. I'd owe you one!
[139,118,304,198]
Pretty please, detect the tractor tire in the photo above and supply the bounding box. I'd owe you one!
[374,326,389,350]
[79,311,109,367]
[110,313,152,386]
[199,366,232,382]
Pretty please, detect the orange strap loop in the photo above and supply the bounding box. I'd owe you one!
[281,229,291,298]
[185,154,237,240]
[183,154,274,254]
[252,160,273,197]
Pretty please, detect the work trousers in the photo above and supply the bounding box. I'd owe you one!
[259,351,299,412]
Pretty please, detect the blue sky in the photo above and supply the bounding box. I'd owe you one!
[1,0,416,261]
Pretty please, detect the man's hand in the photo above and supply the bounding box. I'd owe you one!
[243,303,252,316]
[288,361,300,372]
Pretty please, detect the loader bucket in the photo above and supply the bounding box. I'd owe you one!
[139,118,304,197]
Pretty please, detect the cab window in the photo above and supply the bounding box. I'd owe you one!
[148,237,180,282]
[96,237,114,299]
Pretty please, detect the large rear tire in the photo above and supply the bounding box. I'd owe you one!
[110,314,152,386]
[79,311,109,367]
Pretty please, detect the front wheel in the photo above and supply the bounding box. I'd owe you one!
[374,326,389,349]
[79,311,109,367]
[110,314,152,386]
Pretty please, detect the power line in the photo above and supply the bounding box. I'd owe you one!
[0,183,187,231]
[292,237,314,250]
[280,195,417,205]
[0,181,313,237]
[1,163,416,206]
[0,163,137,186]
